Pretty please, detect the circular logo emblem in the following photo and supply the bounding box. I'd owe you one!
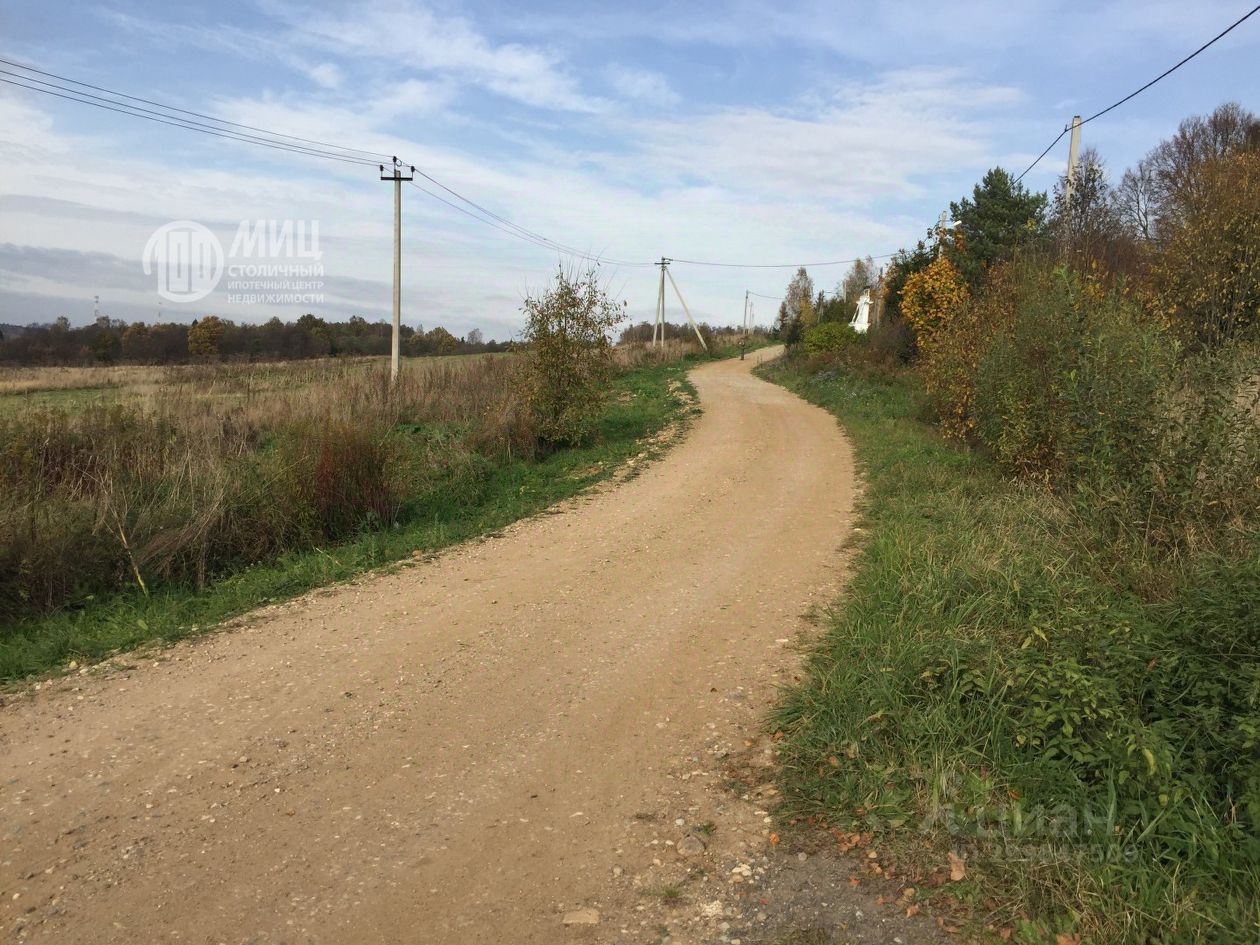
[143,221,224,303]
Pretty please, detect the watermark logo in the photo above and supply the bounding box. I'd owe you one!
[143,219,324,305]
[143,221,224,303]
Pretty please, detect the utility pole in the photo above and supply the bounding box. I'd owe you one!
[662,261,709,353]
[380,157,415,384]
[740,290,750,360]
[1065,115,1082,207]
[654,256,667,346]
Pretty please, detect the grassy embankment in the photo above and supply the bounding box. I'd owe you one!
[0,348,701,682]
[757,355,1259,945]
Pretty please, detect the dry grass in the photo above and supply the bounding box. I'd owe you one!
[0,344,707,623]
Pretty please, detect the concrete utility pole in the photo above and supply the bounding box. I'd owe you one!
[1065,115,1082,207]
[380,157,415,384]
[740,290,750,360]
[663,263,709,353]
[654,256,667,346]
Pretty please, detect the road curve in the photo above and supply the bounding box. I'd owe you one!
[0,349,856,944]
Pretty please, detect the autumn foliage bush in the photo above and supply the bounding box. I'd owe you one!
[518,266,622,448]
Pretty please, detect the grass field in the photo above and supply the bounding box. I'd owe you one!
[0,345,702,681]
[757,355,1260,945]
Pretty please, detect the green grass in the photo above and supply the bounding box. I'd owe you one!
[0,361,697,683]
[756,355,1260,945]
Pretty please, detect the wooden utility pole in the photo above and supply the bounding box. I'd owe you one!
[1065,115,1082,207]
[380,157,414,384]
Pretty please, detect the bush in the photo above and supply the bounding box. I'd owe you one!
[899,253,970,350]
[865,315,915,365]
[802,321,861,355]
[918,262,1017,440]
[972,261,1259,556]
[518,266,623,447]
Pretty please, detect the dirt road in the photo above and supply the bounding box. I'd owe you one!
[1,349,866,944]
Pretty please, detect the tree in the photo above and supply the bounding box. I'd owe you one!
[1148,149,1260,347]
[91,330,120,364]
[466,328,484,347]
[1050,148,1134,274]
[775,267,816,343]
[187,316,226,360]
[423,326,458,354]
[841,257,876,303]
[1116,157,1157,241]
[519,266,623,446]
[948,167,1048,287]
[1144,102,1260,232]
[882,240,933,323]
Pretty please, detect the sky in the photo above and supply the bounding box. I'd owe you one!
[0,0,1257,340]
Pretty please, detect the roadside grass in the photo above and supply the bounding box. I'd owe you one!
[0,360,697,682]
[756,355,1260,945]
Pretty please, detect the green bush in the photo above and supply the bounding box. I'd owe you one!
[519,266,622,447]
[973,263,1259,557]
[802,321,862,355]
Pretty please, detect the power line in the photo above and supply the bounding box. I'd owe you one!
[0,56,654,266]
[0,75,381,167]
[1014,3,1259,183]
[406,179,653,267]
[1013,128,1068,184]
[0,56,391,161]
[3,3,1256,274]
[671,252,898,270]
[409,168,650,266]
[1080,2,1259,126]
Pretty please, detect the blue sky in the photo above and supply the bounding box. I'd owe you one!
[1,0,1257,339]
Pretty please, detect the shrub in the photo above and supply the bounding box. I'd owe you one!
[865,315,915,365]
[899,253,970,351]
[972,261,1259,557]
[802,321,861,355]
[518,266,623,447]
[918,262,1017,440]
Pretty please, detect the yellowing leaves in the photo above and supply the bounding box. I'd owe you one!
[901,254,970,348]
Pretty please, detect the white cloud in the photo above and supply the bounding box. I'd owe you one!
[305,63,344,90]
[274,0,603,112]
[605,66,679,106]
[616,68,1023,204]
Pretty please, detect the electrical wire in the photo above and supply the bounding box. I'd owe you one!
[409,167,651,266]
[405,179,653,267]
[1013,2,1259,183]
[0,56,391,161]
[671,251,898,269]
[0,75,381,167]
[3,2,1257,271]
[0,57,654,265]
[1080,2,1259,126]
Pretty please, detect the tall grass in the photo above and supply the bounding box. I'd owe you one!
[0,343,703,636]
[759,355,1260,945]
[0,345,704,679]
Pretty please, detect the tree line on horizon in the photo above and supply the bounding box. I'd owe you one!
[0,313,510,366]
